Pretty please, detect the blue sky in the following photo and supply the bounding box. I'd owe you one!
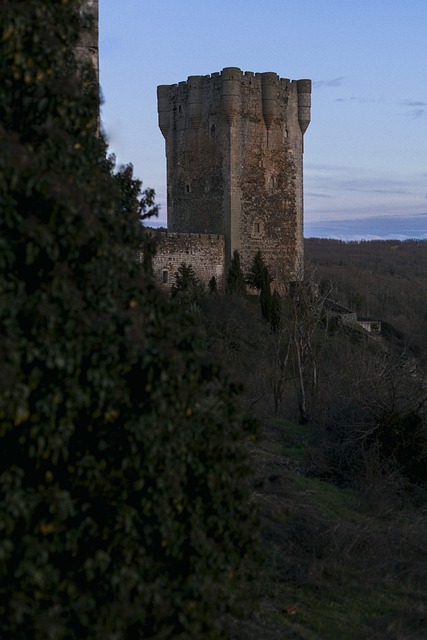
[99,0,427,240]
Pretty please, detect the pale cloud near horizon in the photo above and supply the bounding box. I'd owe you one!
[313,77,345,89]
[304,213,427,240]
[304,161,426,225]
[334,96,384,104]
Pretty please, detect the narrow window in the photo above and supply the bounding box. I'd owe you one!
[186,183,191,194]
[269,177,276,194]
[162,270,169,284]
[254,222,260,234]
[178,105,183,113]
[284,128,289,139]
[210,124,216,134]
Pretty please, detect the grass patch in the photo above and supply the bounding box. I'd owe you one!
[289,472,364,522]
[228,416,427,640]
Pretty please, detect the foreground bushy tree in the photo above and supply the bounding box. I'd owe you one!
[0,2,256,637]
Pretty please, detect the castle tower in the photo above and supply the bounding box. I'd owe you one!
[75,0,99,83]
[157,68,311,284]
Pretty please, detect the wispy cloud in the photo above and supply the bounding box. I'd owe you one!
[305,192,332,199]
[401,100,427,107]
[306,166,412,196]
[305,163,426,223]
[334,96,383,104]
[396,100,427,119]
[305,162,357,174]
[340,181,409,195]
[406,109,426,119]
[313,77,345,89]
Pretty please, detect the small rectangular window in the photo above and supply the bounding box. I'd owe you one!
[254,222,260,234]
[162,270,169,284]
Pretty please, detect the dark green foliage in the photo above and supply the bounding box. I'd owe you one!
[208,275,218,294]
[372,411,427,483]
[270,290,282,332]
[246,250,266,292]
[171,262,206,307]
[260,266,272,323]
[171,262,199,293]
[0,2,256,637]
[113,162,158,222]
[227,250,246,296]
[247,250,273,324]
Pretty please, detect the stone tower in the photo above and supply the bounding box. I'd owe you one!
[75,0,99,83]
[157,67,311,284]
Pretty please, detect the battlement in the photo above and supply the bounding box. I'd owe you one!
[158,67,311,136]
[159,66,310,86]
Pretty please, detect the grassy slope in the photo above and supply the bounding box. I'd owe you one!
[221,240,427,637]
[228,417,427,640]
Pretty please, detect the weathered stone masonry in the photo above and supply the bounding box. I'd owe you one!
[76,0,99,81]
[150,232,225,290]
[154,67,311,289]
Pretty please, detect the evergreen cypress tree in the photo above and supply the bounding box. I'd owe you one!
[270,290,283,331]
[247,251,273,323]
[208,275,218,294]
[0,2,256,637]
[246,250,265,292]
[260,265,273,323]
[227,250,247,295]
[171,262,199,294]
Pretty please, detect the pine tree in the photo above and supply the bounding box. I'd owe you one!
[246,250,266,291]
[270,290,283,331]
[171,262,199,294]
[260,265,273,322]
[227,250,247,295]
[247,251,273,323]
[208,275,218,294]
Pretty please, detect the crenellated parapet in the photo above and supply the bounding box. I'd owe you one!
[158,67,311,137]
[297,79,311,134]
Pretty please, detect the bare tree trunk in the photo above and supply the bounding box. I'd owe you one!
[294,335,307,423]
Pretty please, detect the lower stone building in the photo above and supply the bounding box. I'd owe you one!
[151,231,225,290]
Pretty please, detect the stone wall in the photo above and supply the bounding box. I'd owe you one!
[75,0,99,83]
[151,231,226,291]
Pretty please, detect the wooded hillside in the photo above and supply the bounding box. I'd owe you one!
[305,238,427,353]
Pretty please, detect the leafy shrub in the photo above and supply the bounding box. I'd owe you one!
[372,410,427,483]
[0,2,256,637]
